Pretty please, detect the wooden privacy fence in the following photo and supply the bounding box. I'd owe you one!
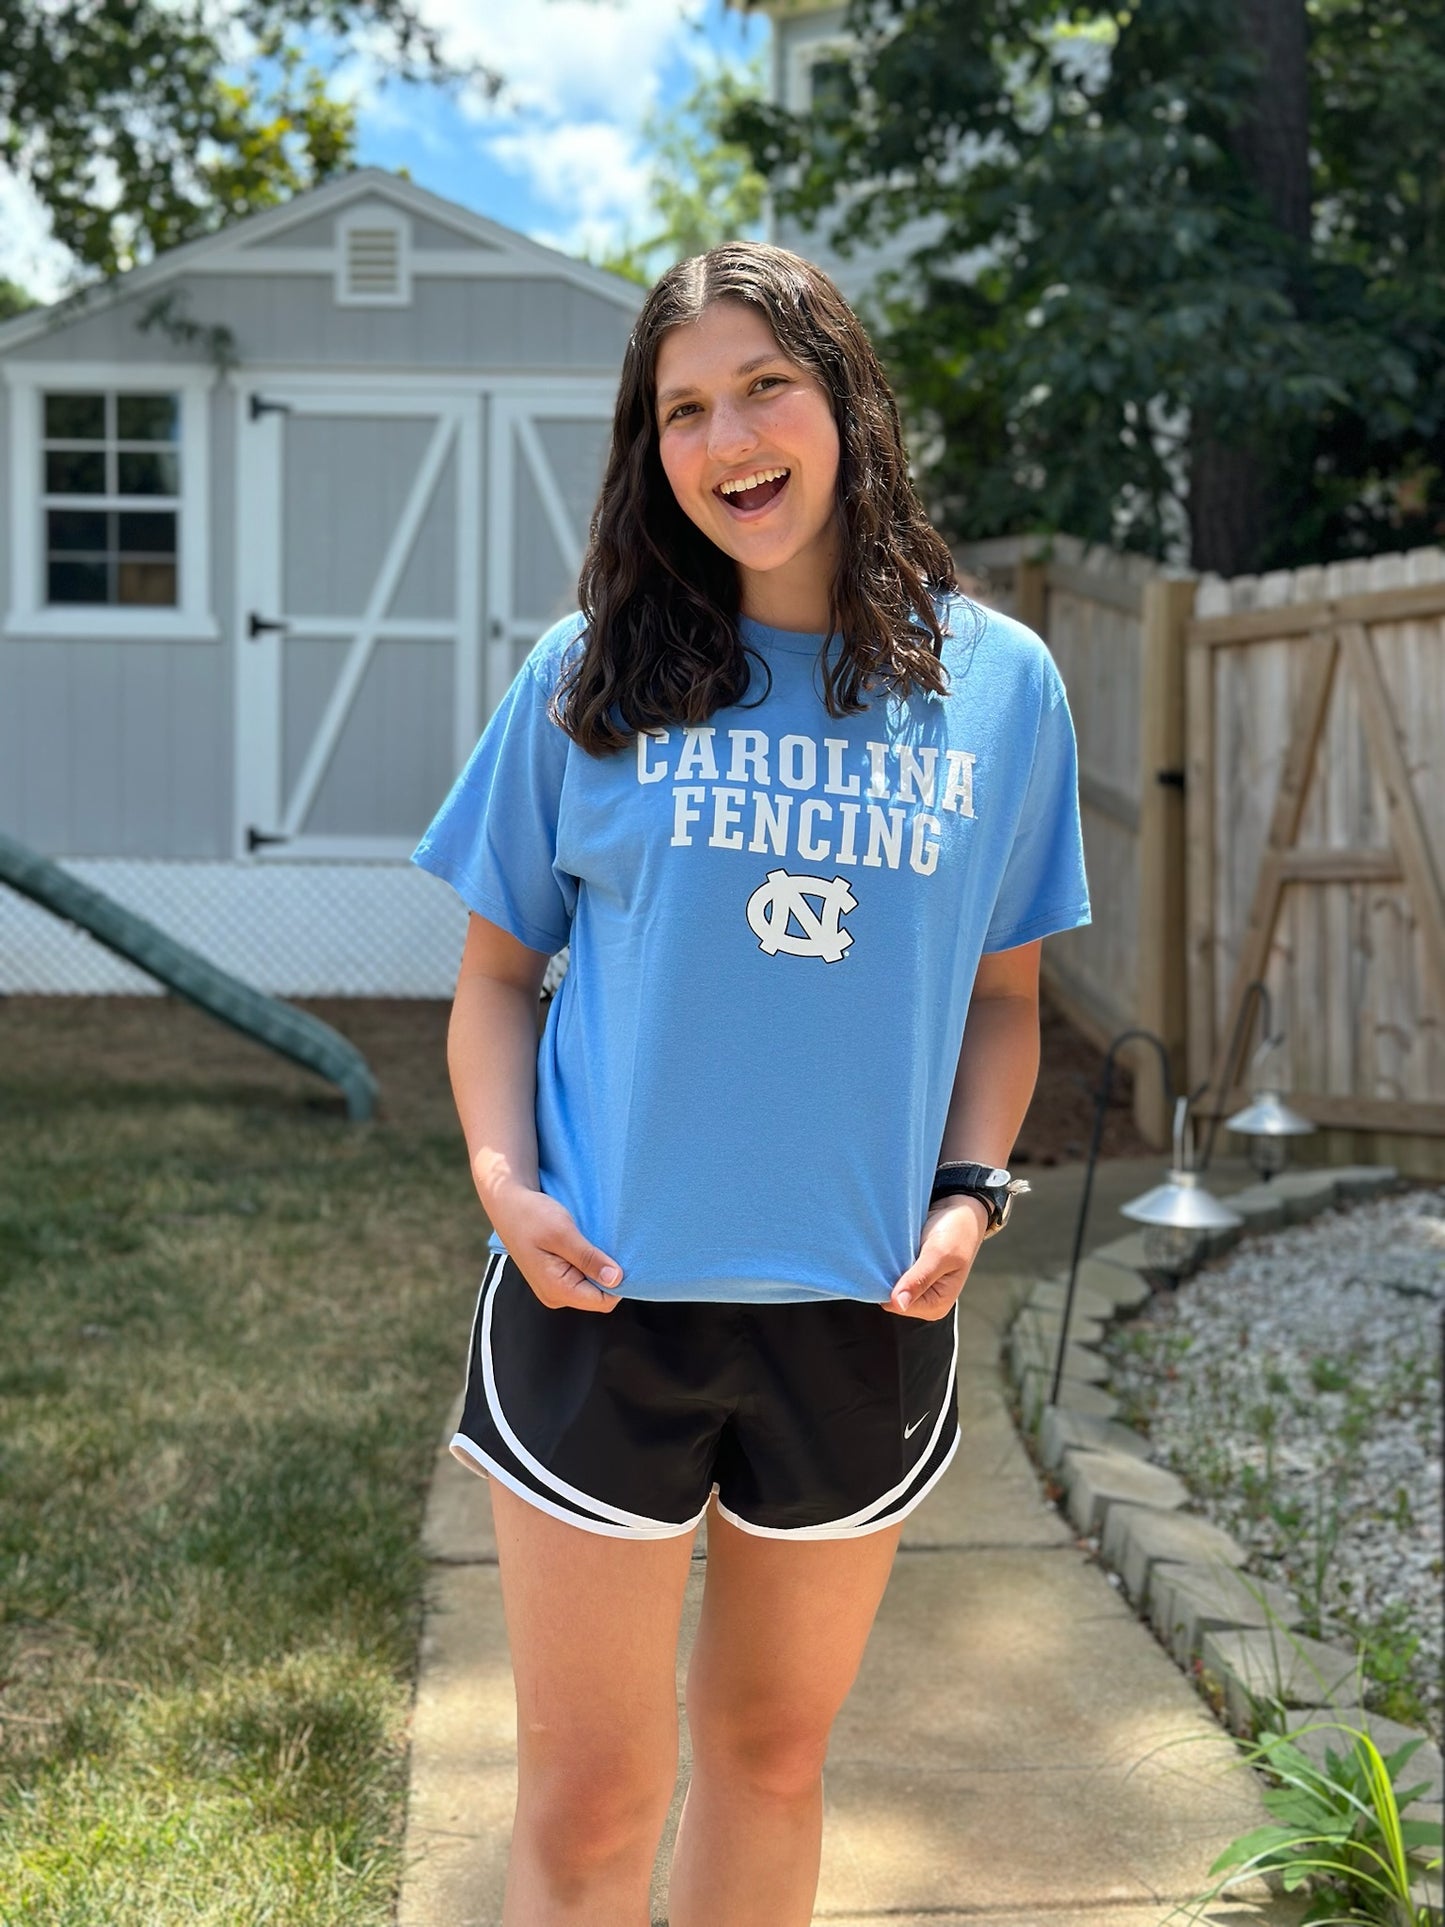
[954,536,1445,1179]
[1187,548,1445,1181]
[954,535,1190,1149]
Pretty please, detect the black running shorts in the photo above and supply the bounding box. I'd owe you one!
[450,1252,962,1540]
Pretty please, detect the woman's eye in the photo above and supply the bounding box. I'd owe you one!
[664,377,788,424]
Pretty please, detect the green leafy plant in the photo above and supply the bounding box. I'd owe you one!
[1182,1717,1441,1925]
[1341,1602,1429,1735]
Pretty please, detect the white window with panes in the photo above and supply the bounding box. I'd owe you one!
[44,391,180,606]
[3,363,215,640]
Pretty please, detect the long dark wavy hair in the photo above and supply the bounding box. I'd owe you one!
[555,242,964,755]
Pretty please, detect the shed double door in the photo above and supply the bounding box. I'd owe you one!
[235,381,612,859]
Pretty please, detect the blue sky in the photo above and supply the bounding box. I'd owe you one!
[0,0,770,300]
[354,0,768,257]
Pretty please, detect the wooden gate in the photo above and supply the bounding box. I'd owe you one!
[1185,550,1445,1176]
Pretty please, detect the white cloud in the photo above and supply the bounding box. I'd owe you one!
[422,0,699,126]
[0,168,79,304]
[398,0,733,260]
[489,118,655,251]
[326,0,716,257]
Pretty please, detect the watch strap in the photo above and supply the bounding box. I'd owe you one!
[928,1160,1031,1231]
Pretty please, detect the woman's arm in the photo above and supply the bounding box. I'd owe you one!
[448,913,625,1311]
[888,938,1043,1317]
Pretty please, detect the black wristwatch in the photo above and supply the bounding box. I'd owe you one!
[929,1160,1030,1238]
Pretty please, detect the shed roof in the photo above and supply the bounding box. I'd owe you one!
[0,168,644,357]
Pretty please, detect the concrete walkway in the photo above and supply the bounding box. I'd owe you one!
[397,1156,1309,1926]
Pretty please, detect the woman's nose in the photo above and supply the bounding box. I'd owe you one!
[707,399,757,463]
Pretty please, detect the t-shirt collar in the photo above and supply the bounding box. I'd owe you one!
[736,613,828,656]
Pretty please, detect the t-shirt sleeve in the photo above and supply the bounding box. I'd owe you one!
[981,653,1093,953]
[409,647,576,955]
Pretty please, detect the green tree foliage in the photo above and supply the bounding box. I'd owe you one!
[0,277,38,319]
[592,55,768,287]
[0,0,492,279]
[726,0,1445,574]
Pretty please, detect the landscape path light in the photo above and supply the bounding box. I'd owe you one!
[1048,1027,1242,1410]
[1223,1049,1317,1181]
[1197,978,1316,1180]
[1118,1095,1245,1275]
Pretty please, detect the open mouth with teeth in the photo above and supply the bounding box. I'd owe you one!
[714,466,791,515]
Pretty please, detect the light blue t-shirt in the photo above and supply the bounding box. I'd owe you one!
[412,593,1091,1304]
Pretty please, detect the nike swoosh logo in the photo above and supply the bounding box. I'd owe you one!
[904,1412,930,1440]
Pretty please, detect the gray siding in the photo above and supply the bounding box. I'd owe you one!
[11,272,634,372]
[0,384,236,857]
[409,214,505,253]
[0,637,230,856]
[0,385,11,645]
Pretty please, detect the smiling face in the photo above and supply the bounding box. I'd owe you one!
[653,297,842,632]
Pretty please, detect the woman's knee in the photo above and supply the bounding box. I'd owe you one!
[687,1694,834,1803]
[516,1729,677,1887]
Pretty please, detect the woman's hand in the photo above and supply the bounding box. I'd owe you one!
[485,1180,625,1313]
[886,1195,989,1319]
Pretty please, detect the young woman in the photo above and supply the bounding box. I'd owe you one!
[412,241,1091,1926]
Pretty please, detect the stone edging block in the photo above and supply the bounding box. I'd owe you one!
[1066,1253,1154,1309]
[1014,1305,1108,1348]
[1100,1502,1249,1610]
[1007,1323,1109,1388]
[1037,1406,1156,1474]
[1060,1447,1190,1537]
[1023,1275,1120,1323]
[1266,1169,1354,1225]
[1149,1560,1305,1668]
[1330,1163,1401,1200]
[1016,1366,1119,1432]
[1202,1626,1366,1737]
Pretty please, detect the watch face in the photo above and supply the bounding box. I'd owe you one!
[988,1168,1010,1187]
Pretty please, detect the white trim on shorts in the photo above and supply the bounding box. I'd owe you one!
[713,1423,962,1540]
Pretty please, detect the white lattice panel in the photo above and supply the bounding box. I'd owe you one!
[0,861,475,997]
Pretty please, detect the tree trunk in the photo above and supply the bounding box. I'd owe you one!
[1188,0,1311,575]
[1188,438,1272,578]
[1229,0,1312,247]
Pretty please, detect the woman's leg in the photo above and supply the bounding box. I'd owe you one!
[668,1505,904,1927]
[490,1478,699,1926]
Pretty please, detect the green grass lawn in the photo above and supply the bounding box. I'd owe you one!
[0,997,485,1926]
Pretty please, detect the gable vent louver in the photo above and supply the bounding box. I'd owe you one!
[344,225,403,300]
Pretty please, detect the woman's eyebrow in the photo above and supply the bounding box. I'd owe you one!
[657,353,788,408]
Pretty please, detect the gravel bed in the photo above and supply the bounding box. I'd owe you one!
[1099,1182,1444,1748]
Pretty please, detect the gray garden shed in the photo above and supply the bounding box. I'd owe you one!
[0,169,640,996]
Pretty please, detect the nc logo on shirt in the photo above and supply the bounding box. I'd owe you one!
[746,870,857,963]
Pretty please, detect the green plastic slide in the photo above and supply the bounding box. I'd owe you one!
[0,830,378,1122]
